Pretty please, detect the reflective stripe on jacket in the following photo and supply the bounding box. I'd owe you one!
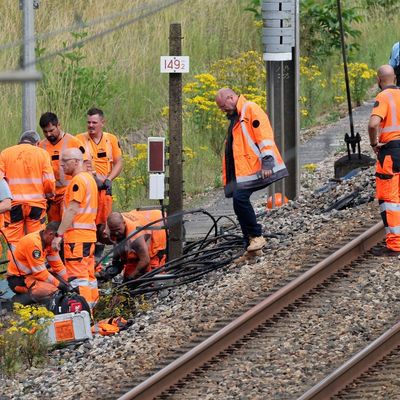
[76,132,116,181]
[0,144,55,208]
[7,230,66,286]
[63,172,98,243]
[372,86,400,143]
[122,209,167,260]
[222,95,288,191]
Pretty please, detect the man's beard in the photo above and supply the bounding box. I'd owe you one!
[47,136,58,144]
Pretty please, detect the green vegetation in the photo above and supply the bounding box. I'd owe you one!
[0,304,54,376]
[1,0,400,207]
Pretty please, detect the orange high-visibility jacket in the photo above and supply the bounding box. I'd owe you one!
[371,86,400,143]
[7,230,67,286]
[76,132,122,181]
[39,133,86,196]
[0,144,55,208]
[63,171,98,244]
[222,95,288,191]
[122,210,166,260]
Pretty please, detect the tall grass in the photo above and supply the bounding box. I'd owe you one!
[0,0,260,145]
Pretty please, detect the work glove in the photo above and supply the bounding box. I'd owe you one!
[58,280,71,293]
[103,178,112,196]
[104,262,123,280]
[93,175,104,190]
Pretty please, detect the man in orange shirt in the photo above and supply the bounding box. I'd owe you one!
[369,65,400,256]
[39,112,86,222]
[105,210,166,281]
[7,221,69,304]
[76,107,123,260]
[51,148,99,309]
[0,131,55,253]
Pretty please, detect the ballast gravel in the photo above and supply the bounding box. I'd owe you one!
[0,123,389,399]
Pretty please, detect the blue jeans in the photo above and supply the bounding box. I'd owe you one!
[232,188,262,246]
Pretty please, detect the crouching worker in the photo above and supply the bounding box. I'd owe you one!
[104,210,167,282]
[6,221,69,304]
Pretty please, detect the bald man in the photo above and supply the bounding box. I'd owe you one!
[103,210,167,281]
[369,65,400,256]
[51,148,99,308]
[215,88,288,252]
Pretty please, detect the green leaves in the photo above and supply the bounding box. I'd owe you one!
[300,0,363,61]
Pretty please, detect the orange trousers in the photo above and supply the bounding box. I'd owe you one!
[123,253,166,279]
[376,144,400,251]
[3,204,46,245]
[64,242,98,309]
[47,193,64,223]
[7,275,58,301]
[96,190,112,225]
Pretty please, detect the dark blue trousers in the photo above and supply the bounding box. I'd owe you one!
[232,187,262,246]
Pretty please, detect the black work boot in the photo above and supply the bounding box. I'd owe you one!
[371,246,400,257]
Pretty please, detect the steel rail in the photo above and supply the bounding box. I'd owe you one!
[118,221,384,400]
[298,321,400,400]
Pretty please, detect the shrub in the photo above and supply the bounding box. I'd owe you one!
[0,304,54,377]
[332,62,375,106]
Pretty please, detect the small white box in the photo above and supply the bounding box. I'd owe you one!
[46,311,92,344]
[149,173,165,200]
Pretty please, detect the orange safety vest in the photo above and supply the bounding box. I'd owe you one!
[0,144,55,208]
[7,230,67,286]
[222,95,288,191]
[122,209,167,260]
[372,86,400,143]
[39,133,85,196]
[76,132,120,181]
[63,172,98,244]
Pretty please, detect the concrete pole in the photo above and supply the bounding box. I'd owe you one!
[22,0,37,131]
[167,23,183,260]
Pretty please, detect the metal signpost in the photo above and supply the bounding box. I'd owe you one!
[262,0,299,201]
[21,0,39,131]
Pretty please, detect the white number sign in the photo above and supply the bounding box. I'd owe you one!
[160,56,189,73]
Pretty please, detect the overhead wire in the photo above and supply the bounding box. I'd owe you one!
[0,1,162,53]
[26,0,187,68]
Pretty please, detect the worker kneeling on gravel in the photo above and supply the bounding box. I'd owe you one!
[6,221,70,304]
[103,210,167,282]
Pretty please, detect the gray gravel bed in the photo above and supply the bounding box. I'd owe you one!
[0,142,383,399]
[332,349,400,399]
[163,258,400,399]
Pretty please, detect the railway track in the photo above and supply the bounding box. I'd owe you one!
[111,221,400,400]
[300,322,400,400]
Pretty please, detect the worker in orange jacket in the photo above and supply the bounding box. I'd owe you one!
[0,131,55,254]
[76,107,123,261]
[51,148,99,309]
[369,65,400,256]
[215,88,288,252]
[7,221,69,304]
[105,210,167,281]
[39,112,86,222]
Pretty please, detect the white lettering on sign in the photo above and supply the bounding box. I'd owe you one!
[160,56,189,73]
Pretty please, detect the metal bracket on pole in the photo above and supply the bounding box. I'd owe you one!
[0,70,42,82]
